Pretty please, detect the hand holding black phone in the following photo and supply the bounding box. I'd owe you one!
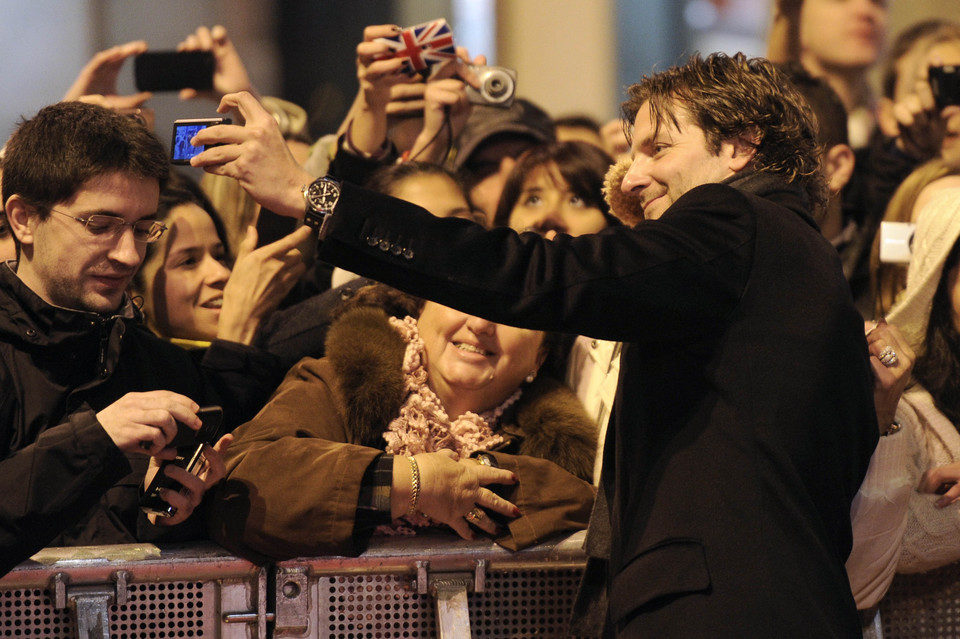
[140,406,224,518]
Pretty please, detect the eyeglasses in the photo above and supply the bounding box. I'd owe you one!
[50,209,167,243]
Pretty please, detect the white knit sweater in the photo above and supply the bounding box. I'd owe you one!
[846,387,960,609]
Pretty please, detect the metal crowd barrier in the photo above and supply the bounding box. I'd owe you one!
[0,531,587,638]
[875,560,960,639]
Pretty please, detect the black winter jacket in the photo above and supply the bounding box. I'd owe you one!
[0,262,283,576]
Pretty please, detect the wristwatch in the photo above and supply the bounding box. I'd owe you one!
[301,176,342,233]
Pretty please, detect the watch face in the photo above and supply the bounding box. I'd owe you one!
[306,178,341,213]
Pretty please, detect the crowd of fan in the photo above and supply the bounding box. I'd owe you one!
[0,0,959,627]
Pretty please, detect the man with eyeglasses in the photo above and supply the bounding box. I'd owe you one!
[0,101,268,577]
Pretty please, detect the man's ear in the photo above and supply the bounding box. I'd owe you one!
[824,143,855,194]
[726,128,760,172]
[5,195,36,247]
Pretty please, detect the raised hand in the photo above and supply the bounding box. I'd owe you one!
[177,25,257,103]
[217,224,311,344]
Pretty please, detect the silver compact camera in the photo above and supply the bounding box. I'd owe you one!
[466,65,517,108]
[878,221,916,264]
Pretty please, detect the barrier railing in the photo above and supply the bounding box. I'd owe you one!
[0,530,587,638]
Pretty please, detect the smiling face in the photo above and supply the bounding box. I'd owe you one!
[417,302,545,417]
[620,102,739,220]
[144,203,231,341]
[507,163,609,238]
[10,171,159,314]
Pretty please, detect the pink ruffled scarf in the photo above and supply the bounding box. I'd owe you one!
[377,315,521,534]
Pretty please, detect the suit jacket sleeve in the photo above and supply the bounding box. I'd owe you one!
[206,357,383,561]
[317,182,754,342]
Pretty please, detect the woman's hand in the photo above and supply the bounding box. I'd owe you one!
[865,319,915,435]
[217,225,311,344]
[406,49,483,162]
[348,25,419,156]
[177,25,258,103]
[144,433,234,525]
[392,450,520,539]
[918,462,960,509]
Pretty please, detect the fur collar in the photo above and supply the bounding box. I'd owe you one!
[324,306,597,481]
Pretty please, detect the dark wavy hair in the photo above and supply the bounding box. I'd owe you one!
[622,52,827,209]
[913,237,960,426]
[493,141,617,229]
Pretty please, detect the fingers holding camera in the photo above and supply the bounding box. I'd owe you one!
[192,91,313,218]
[177,25,256,102]
[408,79,471,162]
[894,77,949,160]
[146,434,232,526]
[96,391,200,456]
[63,40,148,102]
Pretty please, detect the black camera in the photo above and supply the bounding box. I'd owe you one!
[170,117,231,165]
[140,406,224,518]
[466,65,518,108]
[929,65,960,110]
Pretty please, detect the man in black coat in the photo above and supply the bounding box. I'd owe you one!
[0,102,275,576]
[195,53,880,637]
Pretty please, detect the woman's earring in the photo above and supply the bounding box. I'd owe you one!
[524,371,537,384]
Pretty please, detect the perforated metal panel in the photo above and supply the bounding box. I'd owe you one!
[0,581,213,638]
[469,568,581,636]
[318,574,437,638]
[0,587,75,637]
[879,561,960,638]
[314,567,581,638]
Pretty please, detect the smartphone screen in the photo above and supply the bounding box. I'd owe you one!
[134,51,215,92]
[170,118,229,165]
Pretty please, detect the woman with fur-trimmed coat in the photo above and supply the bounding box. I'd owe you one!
[207,296,597,561]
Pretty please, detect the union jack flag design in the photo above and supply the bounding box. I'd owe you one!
[376,18,457,77]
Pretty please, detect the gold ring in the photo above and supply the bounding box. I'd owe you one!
[465,508,485,522]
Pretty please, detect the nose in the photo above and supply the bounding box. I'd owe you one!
[620,156,651,195]
[106,227,144,269]
[202,254,231,287]
[465,314,496,335]
[527,203,567,237]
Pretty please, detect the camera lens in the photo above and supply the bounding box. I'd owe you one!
[482,70,514,103]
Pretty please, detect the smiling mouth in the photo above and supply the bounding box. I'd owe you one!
[455,342,494,356]
[200,298,223,310]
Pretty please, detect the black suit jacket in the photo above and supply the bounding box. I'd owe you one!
[316,174,878,638]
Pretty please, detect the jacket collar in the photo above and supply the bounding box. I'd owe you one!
[722,170,821,233]
[0,260,139,347]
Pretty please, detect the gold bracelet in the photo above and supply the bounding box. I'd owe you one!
[406,456,421,517]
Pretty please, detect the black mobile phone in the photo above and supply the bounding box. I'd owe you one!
[140,406,224,518]
[929,65,960,109]
[134,51,215,93]
[170,117,230,165]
